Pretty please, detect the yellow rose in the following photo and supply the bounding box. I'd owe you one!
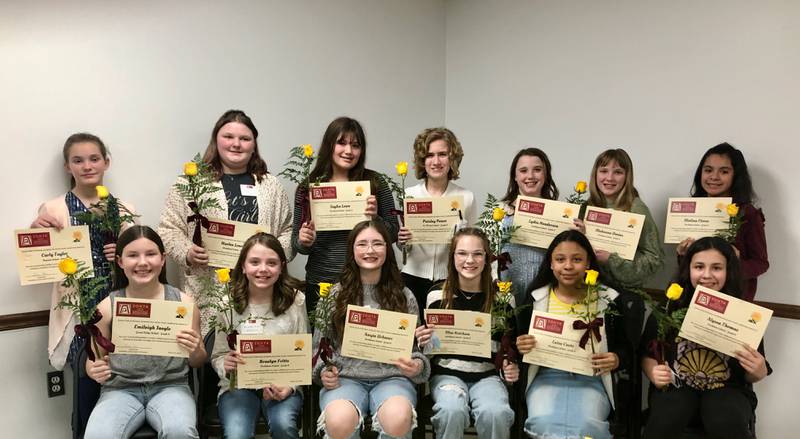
[497,281,512,294]
[303,144,314,158]
[396,161,408,177]
[215,268,231,284]
[665,283,683,301]
[58,257,78,276]
[95,185,109,199]
[319,282,332,297]
[492,207,505,222]
[584,269,599,286]
[575,181,588,194]
[727,203,739,217]
[184,162,198,176]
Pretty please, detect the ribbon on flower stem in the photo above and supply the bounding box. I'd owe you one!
[187,201,210,246]
[490,252,513,273]
[493,330,518,372]
[313,336,333,368]
[74,311,115,362]
[573,317,604,349]
[226,330,239,350]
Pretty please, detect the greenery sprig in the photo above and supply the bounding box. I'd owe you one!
[476,194,519,278]
[73,185,138,244]
[174,154,222,246]
[714,203,744,243]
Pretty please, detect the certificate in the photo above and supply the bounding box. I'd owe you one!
[14,226,93,286]
[678,286,772,357]
[237,334,312,388]
[404,196,464,244]
[583,207,645,260]
[204,218,262,268]
[510,196,581,249]
[309,181,370,231]
[424,309,491,358]
[663,197,732,244]
[341,305,417,364]
[522,311,604,376]
[111,298,193,358]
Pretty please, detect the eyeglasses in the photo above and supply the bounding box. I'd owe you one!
[454,251,486,261]
[355,241,387,252]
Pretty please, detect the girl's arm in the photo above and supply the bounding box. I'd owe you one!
[290,186,313,255]
[736,205,769,282]
[179,293,207,368]
[604,200,665,287]
[269,178,295,260]
[157,183,194,270]
[85,297,114,384]
[374,177,400,243]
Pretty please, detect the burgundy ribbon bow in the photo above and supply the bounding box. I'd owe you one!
[389,208,405,226]
[187,201,210,246]
[490,252,513,273]
[312,337,333,368]
[647,339,667,364]
[226,330,239,350]
[74,311,115,362]
[494,330,517,372]
[572,317,604,349]
[299,191,312,225]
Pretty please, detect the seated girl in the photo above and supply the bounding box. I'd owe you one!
[415,227,518,439]
[642,236,771,439]
[516,230,632,439]
[312,220,430,439]
[84,226,206,438]
[211,233,309,439]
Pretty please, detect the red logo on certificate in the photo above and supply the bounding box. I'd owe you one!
[695,291,729,314]
[116,301,151,318]
[585,210,612,225]
[348,310,379,327]
[533,315,564,334]
[670,201,697,213]
[311,186,337,200]
[426,313,455,326]
[18,232,51,248]
[518,200,545,215]
[207,221,235,237]
[240,340,272,354]
[406,201,433,214]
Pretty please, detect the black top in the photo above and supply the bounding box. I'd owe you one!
[221,173,258,224]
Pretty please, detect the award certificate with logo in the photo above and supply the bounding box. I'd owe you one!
[424,309,491,358]
[237,334,313,388]
[678,286,772,357]
[14,226,93,286]
[204,218,263,268]
[510,196,581,249]
[404,196,464,244]
[341,305,417,364]
[522,311,605,376]
[663,197,732,244]
[583,207,645,260]
[111,298,193,358]
[309,181,371,231]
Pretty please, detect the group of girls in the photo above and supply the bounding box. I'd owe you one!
[36,108,770,439]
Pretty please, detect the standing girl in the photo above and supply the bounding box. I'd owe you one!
[312,220,429,439]
[677,142,768,302]
[516,230,632,439]
[159,110,293,331]
[415,227,518,439]
[585,148,664,289]
[499,148,560,305]
[398,127,476,317]
[32,133,136,433]
[642,237,770,438]
[211,233,309,439]
[84,226,206,438]
[293,117,399,314]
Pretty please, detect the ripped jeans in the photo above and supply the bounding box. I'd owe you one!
[431,374,514,439]
[318,376,418,439]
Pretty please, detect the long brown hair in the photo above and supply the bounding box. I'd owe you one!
[332,220,407,341]
[202,109,269,182]
[306,116,380,193]
[501,147,559,204]
[588,148,639,211]
[62,132,110,188]
[230,233,303,316]
[440,228,495,313]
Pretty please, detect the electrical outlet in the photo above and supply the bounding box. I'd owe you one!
[47,371,65,397]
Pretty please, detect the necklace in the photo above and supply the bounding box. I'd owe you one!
[459,290,480,301]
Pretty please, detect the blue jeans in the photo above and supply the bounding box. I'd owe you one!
[319,376,418,439]
[525,368,611,439]
[84,381,197,439]
[218,388,303,439]
[431,374,514,439]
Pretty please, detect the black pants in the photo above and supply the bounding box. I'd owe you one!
[402,273,443,320]
[72,357,101,436]
[644,385,755,439]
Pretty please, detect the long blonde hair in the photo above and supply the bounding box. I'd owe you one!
[588,148,639,211]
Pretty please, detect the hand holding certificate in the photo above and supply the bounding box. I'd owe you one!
[204,218,262,268]
[678,286,772,357]
[111,298,193,357]
[404,196,464,244]
[664,197,732,244]
[15,226,93,286]
[310,181,370,231]
[510,196,580,249]
[423,309,491,358]
[583,207,645,260]
[341,305,417,364]
[522,311,606,376]
[237,334,312,388]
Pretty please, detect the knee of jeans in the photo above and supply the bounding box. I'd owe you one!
[474,402,513,426]
[317,401,362,439]
[373,398,417,437]
[269,413,299,437]
[222,421,255,439]
[160,420,198,439]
